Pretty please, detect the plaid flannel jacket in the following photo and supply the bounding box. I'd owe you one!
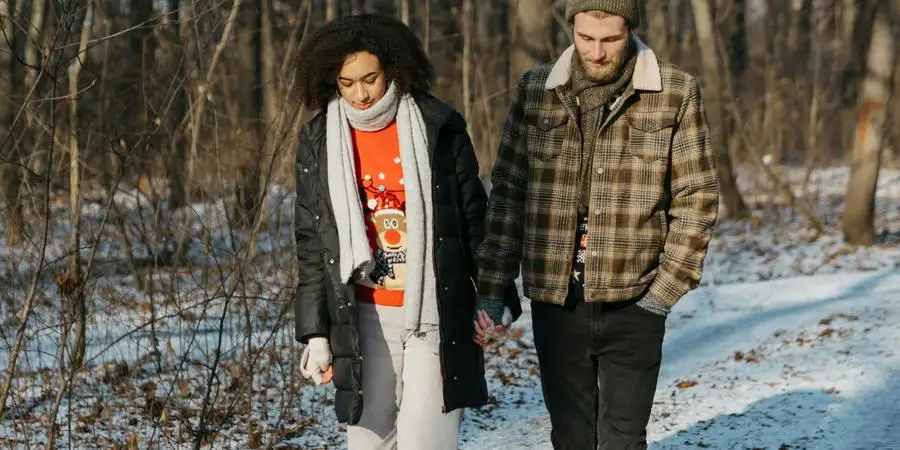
[477,37,719,308]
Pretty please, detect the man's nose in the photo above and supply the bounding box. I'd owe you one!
[591,44,605,61]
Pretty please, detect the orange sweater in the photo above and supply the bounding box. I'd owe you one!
[351,121,406,307]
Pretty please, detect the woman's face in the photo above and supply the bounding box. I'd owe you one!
[337,51,387,110]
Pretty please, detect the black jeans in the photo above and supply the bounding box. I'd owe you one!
[531,294,666,450]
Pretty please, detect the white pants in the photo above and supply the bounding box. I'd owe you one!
[347,304,463,450]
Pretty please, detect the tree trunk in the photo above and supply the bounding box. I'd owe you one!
[20,0,46,210]
[840,0,881,106]
[128,0,155,177]
[842,0,895,245]
[476,0,509,173]
[24,0,45,89]
[786,0,813,79]
[722,0,747,80]
[461,0,474,124]
[352,0,369,14]
[841,0,859,44]
[422,0,430,54]
[1,0,24,247]
[675,0,693,64]
[67,0,93,371]
[690,0,747,218]
[236,0,270,228]
[327,0,340,20]
[168,0,188,209]
[398,0,409,24]
[649,0,670,59]
[511,0,553,83]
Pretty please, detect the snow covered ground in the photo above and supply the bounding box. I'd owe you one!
[1,166,899,448]
[463,269,900,450]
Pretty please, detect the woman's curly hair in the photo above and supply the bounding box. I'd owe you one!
[294,14,435,111]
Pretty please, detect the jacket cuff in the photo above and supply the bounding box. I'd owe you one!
[635,293,670,317]
[648,268,686,308]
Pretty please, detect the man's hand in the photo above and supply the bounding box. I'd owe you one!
[474,298,513,346]
[300,337,333,384]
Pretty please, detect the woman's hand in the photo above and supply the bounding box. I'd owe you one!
[300,337,333,384]
[473,298,512,347]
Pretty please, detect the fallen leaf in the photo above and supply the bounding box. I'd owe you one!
[676,380,698,389]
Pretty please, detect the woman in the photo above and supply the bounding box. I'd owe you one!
[292,14,520,449]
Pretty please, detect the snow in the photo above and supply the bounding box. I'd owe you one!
[1,166,899,448]
[464,269,900,449]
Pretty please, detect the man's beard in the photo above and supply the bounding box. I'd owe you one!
[578,47,629,84]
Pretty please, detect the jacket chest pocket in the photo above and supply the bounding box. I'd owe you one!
[525,109,570,160]
[626,112,676,162]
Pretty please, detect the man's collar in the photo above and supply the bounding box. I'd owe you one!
[544,35,662,92]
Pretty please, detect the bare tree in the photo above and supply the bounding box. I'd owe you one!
[64,0,93,370]
[511,0,554,84]
[461,0,475,124]
[842,0,895,244]
[398,0,410,24]
[167,0,189,210]
[327,0,340,20]
[1,0,24,247]
[474,0,510,173]
[691,0,747,218]
[649,0,670,59]
[722,0,747,81]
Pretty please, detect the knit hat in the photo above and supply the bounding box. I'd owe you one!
[565,0,642,27]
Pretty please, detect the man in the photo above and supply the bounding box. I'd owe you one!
[472,1,720,448]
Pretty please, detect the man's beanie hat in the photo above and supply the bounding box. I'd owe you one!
[565,0,642,27]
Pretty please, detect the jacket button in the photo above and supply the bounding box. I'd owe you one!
[329,259,335,264]
[314,215,319,221]
[451,340,456,345]
[542,118,550,126]
[303,168,309,173]
[443,285,448,291]
[591,251,598,257]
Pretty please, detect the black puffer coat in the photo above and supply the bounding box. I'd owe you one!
[293,93,521,425]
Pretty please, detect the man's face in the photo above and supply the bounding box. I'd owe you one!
[572,12,631,83]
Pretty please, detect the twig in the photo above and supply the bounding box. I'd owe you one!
[727,103,826,234]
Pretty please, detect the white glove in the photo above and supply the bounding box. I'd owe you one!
[501,306,513,327]
[300,337,332,383]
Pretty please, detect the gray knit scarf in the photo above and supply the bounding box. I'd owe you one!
[326,81,439,330]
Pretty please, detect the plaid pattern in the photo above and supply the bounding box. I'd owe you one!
[477,39,719,308]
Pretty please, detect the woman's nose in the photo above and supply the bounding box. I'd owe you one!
[355,84,368,101]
